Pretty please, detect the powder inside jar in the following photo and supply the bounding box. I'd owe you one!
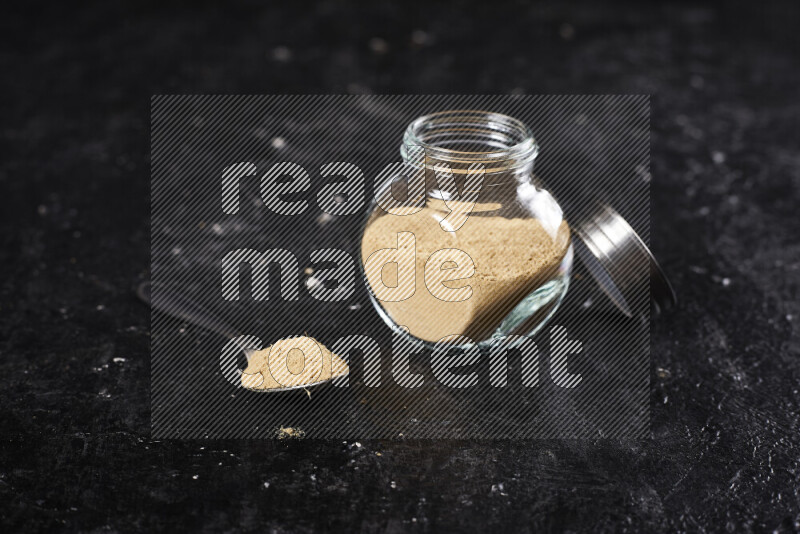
[361,203,570,342]
[242,336,348,390]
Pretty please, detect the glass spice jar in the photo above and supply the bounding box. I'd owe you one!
[360,111,574,346]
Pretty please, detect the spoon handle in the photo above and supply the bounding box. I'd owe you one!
[137,281,241,339]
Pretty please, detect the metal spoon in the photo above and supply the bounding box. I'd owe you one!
[136,281,345,392]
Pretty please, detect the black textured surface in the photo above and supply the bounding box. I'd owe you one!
[2,1,800,531]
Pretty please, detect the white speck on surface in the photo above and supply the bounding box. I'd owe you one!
[712,151,726,164]
[271,137,286,150]
[582,298,593,309]
[346,82,372,95]
[786,314,793,321]
[698,206,711,216]
[559,23,575,40]
[491,483,507,496]
[711,274,732,287]
[411,29,429,45]
[634,164,651,183]
[263,481,270,489]
[98,388,111,398]
[305,276,321,290]
[171,247,182,256]
[272,46,292,62]
[304,267,314,276]
[37,205,48,216]
[211,223,224,235]
[317,212,334,225]
[96,304,105,311]
[348,303,361,311]
[369,37,388,54]
[113,357,126,363]
[192,475,199,480]
[390,481,396,489]
[310,474,316,481]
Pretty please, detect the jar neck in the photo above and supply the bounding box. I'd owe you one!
[400,110,538,183]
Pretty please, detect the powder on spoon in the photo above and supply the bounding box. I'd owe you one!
[241,336,348,390]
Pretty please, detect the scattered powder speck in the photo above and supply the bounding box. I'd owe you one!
[305,276,321,290]
[272,46,292,62]
[317,213,334,225]
[275,427,305,439]
[411,29,429,46]
[369,37,388,54]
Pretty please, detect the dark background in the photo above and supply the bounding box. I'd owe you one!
[2,0,799,531]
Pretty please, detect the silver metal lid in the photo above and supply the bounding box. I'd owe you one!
[573,203,676,317]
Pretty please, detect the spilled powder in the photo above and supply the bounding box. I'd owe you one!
[241,336,348,390]
[361,204,570,342]
[275,426,305,439]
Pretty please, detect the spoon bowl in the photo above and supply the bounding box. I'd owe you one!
[137,281,347,393]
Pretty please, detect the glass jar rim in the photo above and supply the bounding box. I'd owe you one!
[401,110,538,169]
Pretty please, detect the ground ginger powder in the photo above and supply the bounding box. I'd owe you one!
[361,204,570,342]
[241,336,348,390]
